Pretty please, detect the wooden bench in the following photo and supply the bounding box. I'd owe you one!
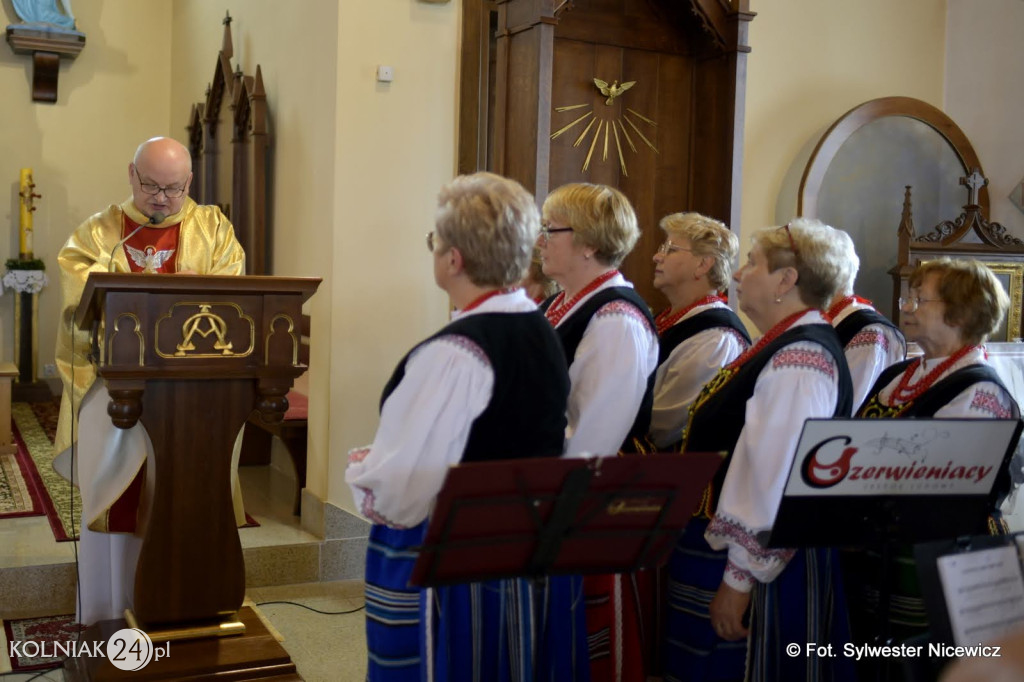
[0,362,19,455]
[240,314,310,514]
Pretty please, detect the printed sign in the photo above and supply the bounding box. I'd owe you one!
[783,419,1020,497]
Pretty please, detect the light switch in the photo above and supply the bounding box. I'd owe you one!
[377,65,394,83]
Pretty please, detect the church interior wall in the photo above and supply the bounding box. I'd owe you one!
[741,0,948,255]
[0,0,173,393]
[169,0,460,518]
[944,0,1024,237]
[3,0,1019,526]
[327,0,459,514]
[168,0,346,518]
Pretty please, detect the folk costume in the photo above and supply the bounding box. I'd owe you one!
[667,310,856,682]
[649,298,750,450]
[541,271,659,682]
[53,197,244,625]
[346,289,589,682]
[827,295,907,411]
[847,346,1019,651]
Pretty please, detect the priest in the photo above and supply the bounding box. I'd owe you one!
[53,136,245,625]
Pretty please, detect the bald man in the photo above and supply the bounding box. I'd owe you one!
[53,137,245,625]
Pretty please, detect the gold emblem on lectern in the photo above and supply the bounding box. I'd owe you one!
[155,302,255,359]
[176,304,233,356]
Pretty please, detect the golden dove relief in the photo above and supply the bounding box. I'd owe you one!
[550,77,658,177]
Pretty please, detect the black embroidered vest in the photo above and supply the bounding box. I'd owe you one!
[542,287,657,452]
[658,307,751,366]
[380,311,569,463]
[683,324,853,514]
[857,359,1016,419]
[835,307,905,350]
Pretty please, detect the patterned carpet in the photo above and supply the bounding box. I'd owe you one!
[0,435,44,519]
[11,401,81,541]
[2,613,82,672]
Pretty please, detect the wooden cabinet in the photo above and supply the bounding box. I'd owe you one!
[459,0,754,307]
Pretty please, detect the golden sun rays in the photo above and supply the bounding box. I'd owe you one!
[550,98,658,177]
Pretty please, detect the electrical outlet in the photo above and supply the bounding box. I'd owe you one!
[43,363,57,378]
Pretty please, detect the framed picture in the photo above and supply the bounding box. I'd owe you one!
[979,261,1024,342]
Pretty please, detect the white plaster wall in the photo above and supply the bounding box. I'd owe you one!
[328,1,458,513]
[742,0,947,243]
[944,0,1024,237]
[0,1,172,382]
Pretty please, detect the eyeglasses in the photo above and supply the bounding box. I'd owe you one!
[657,241,694,257]
[781,223,800,257]
[426,231,436,252]
[133,167,187,198]
[898,296,943,312]
[539,224,574,240]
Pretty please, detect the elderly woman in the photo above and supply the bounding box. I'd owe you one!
[668,218,856,682]
[649,212,750,450]
[539,182,658,682]
[346,172,587,681]
[849,258,1019,658]
[827,229,906,410]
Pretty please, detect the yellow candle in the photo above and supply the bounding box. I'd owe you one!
[19,168,33,258]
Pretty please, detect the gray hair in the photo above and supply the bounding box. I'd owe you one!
[751,217,852,309]
[435,172,539,287]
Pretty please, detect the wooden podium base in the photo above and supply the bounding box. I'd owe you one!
[63,607,302,681]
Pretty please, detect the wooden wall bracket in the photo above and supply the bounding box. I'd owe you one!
[5,25,85,103]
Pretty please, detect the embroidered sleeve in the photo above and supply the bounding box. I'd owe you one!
[344,335,494,527]
[705,341,839,588]
[650,328,747,449]
[707,515,794,592]
[845,324,908,411]
[564,302,659,457]
[937,381,1019,420]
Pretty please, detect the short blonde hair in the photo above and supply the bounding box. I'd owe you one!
[909,258,1009,345]
[751,217,851,309]
[542,183,639,267]
[435,172,539,287]
[659,212,738,291]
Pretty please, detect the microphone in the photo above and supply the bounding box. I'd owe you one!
[108,211,165,272]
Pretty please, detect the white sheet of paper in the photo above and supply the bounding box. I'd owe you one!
[937,545,1024,645]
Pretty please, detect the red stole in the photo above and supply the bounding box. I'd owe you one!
[121,216,182,273]
[106,215,183,531]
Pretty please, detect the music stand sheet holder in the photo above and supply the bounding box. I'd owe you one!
[915,531,1024,648]
[410,452,724,587]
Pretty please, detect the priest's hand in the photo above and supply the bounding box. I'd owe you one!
[709,581,750,641]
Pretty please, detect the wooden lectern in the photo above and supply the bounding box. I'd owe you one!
[65,273,319,682]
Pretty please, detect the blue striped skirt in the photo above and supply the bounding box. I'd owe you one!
[365,522,590,682]
[665,520,856,682]
[664,518,747,682]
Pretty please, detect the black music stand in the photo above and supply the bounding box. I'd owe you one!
[760,418,1022,682]
[410,452,724,587]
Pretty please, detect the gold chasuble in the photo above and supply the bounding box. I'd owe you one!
[54,198,244,532]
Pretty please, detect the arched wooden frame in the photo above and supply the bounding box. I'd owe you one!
[798,96,989,219]
[185,13,270,275]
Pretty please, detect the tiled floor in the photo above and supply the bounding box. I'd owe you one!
[0,462,369,681]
